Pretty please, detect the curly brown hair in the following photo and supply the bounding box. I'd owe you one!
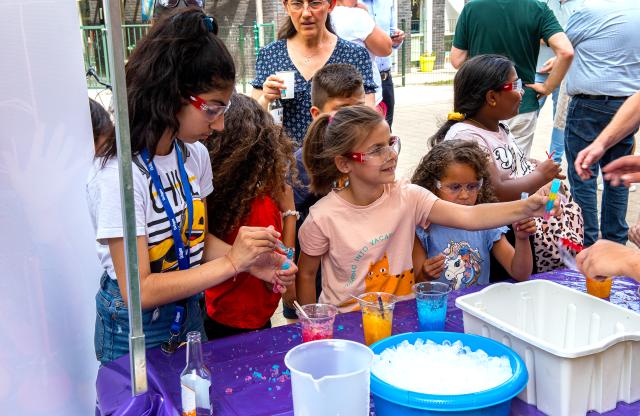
[411,140,498,204]
[205,94,297,238]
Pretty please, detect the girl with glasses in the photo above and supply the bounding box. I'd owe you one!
[430,54,564,201]
[430,54,582,274]
[411,140,535,289]
[295,105,557,312]
[87,8,295,364]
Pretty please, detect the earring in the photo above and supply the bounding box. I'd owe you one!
[331,176,350,191]
[490,102,496,107]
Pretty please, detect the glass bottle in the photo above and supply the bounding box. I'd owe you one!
[268,98,283,125]
[180,331,212,416]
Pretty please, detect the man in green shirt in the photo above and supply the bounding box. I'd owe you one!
[451,0,574,157]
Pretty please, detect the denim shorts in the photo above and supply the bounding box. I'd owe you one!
[94,272,205,364]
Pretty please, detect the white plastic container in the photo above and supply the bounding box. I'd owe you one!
[455,280,640,415]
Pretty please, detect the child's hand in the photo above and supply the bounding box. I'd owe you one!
[535,159,566,181]
[422,254,445,280]
[524,182,563,219]
[249,251,297,293]
[514,218,536,240]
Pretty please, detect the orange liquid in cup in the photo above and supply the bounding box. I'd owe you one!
[586,275,612,299]
[362,310,393,346]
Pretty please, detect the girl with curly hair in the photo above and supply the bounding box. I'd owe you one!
[411,140,535,288]
[87,8,295,363]
[203,93,298,338]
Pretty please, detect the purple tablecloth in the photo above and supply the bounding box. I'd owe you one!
[96,270,640,416]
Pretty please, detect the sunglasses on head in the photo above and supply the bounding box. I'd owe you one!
[157,0,205,8]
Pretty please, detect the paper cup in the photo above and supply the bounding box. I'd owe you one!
[276,70,296,99]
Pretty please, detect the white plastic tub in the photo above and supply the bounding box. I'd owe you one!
[455,280,640,415]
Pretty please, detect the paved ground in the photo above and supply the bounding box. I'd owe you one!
[271,82,639,327]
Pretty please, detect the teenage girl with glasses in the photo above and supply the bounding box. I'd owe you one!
[411,140,535,289]
[430,54,565,201]
[296,105,557,312]
[87,8,295,364]
[431,54,581,275]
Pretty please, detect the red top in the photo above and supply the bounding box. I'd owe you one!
[205,195,283,329]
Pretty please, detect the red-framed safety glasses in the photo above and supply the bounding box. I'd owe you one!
[345,136,401,164]
[501,78,523,93]
[189,95,230,121]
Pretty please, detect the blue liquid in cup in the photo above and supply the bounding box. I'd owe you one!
[413,282,450,331]
[416,297,447,331]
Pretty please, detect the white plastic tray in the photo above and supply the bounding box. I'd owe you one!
[455,280,640,415]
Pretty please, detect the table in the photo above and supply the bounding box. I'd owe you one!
[96,270,640,416]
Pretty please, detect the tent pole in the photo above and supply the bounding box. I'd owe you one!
[103,0,148,396]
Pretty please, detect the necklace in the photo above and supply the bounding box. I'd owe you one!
[302,53,317,65]
[297,39,335,66]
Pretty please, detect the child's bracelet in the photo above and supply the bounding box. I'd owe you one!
[225,252,238,282]
[282,210,300,220]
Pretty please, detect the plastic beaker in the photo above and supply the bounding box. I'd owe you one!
[284,339,374,416]
[297,303,338,342]
[413,282,451,331]
[586,275,613,299]
[356,292,398,346]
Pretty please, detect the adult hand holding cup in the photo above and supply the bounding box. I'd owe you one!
[276,70,296,99]
[262,74,286,102]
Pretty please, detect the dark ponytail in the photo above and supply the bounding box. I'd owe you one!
[428,54,514,147]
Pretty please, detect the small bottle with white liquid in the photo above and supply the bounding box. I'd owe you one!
[180,331,212,416]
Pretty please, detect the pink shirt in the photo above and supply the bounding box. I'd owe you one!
[299,180,438,312]
[444,122,534,180]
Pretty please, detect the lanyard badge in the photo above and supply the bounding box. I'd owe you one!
[141,142,194,353]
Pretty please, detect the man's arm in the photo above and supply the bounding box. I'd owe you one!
[526,32,573,96]
[450,46,468,69]
[575,92,640,179]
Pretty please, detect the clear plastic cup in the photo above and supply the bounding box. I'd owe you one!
[276,70,295,99]
[586,275,613,299]
[413,282,451,331]
[356,292,398,346]
[296,303,338,342]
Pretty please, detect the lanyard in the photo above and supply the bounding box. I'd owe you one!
[140,142,193,271]
[140,142,194,354]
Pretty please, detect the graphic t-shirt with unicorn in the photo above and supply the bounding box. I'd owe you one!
[416,224,508,290]
[299,180,438,312]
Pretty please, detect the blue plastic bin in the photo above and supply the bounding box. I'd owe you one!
[369,332,528,415]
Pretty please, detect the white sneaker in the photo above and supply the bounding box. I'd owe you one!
[597,183,604,191]
[630,184,637,192]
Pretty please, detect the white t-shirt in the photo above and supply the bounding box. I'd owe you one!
[444,122,534,180]
[331,6,383,105]
[86,141,214,279]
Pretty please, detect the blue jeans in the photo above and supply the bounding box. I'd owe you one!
[95,273,205,364]
[564,96,635,246]
[535,72,564,163]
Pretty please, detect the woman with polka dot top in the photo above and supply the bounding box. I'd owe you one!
[252,0,377,145]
